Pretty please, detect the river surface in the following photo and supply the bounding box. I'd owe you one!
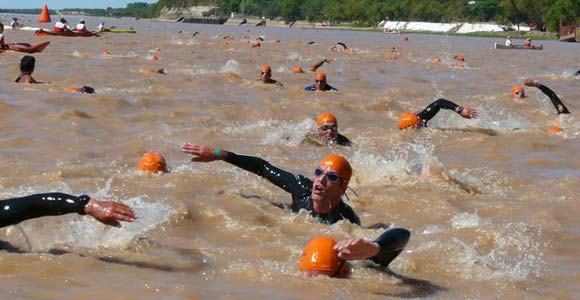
[0,15,578,300]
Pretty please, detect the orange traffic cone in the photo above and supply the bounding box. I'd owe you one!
[38,4,51,23]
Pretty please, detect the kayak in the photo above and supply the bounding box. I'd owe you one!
[103,29,137,33]
[35,29,100,37]
[494,42,543,50]
[7,41,50,53]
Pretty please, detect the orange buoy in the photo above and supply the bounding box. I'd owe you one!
[38,4,51,23]
[547,125,563,133]
[138,152,167,173]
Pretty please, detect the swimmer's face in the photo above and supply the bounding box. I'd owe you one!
[261,70,271,81]
[311,166,345,211]
[317,122,338,141]
[315,78,327,90]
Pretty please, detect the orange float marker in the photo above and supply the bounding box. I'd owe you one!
[138,152,167,173]
[547,125,563,133]
[38,4,51,23]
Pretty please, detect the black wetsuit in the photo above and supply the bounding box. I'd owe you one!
[370,228,411,267]
[224,152,360,225]
[416,98,461,128]
[536,84,570,114]
[0,193,90,228]
[334,134,352,147]
[574,70,580,76]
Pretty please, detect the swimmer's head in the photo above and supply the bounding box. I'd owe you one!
[20,55,36,74]
[511,85,525,98]
[314,72,327,90]
[60,18,67,23]
[319,154,352,186]
[454,55,465,62]
[398,112,420,130]
[79,19,85,24]
[260,64,272,80]
[138,152,167,173]
[547,125,562,133]
[316,112,338,141]
[299,237,349,278]
[293,66,304,74]
[433,57,441,63]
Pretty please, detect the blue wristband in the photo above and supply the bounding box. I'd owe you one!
[215,148,221,159]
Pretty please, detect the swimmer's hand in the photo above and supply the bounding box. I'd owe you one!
[459,107,478,119]
[84,199,137,228]
[181,143,221,162]
[521,77,539,87]
[334,238,380,260]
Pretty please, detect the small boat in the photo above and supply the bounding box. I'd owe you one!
[103,29,137,34]
[494,42,543,50]
[35,29,99,37]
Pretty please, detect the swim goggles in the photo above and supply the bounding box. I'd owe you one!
[314,167,341,183]
[318,124,337,131]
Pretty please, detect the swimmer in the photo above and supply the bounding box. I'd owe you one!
[75,19,88,33]
[299,230,410,277]
[524,38,532,47]
[53,18,71,33]
[315,112,352,146]
[15,55,45,84]
[330,42,349,52]
[67,86,95,94]
[574,70,580,76]
[0,193,136,229]
[522,77,571,114]
[10,18,19,29]
[305,72,337,91]
[97,22,105,32]
[258,65,283,86]
[181,144,360,225]
[0,23,6,49]
[398,99,478,130]
[505,35,512,46]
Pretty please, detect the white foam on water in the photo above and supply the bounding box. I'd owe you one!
[220,59,241,74]
[285,52,303,61]
[450,211,481,229]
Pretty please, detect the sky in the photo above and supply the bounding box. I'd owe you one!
[0,1,158,9]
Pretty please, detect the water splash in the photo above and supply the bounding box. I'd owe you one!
[220,60,240,74]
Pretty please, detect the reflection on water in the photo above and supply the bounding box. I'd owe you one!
[0,15,578,300]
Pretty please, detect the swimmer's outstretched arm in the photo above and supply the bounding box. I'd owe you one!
[182,143,309,195]
[334,228,410,267]
[0,193,136,228]
[416,98,478,127]
[308,58,335,72]
[523,77,570,114]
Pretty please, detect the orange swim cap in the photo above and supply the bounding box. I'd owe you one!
[145,68,155,74]
[316,112,337,127]
[275,39,280,43]
[390,45,396,50]
[150,54,158,61]
[511,85,525,98]
[398,112,420,130]
[155,47,161,52]
[293,66,304,73]
[138,152,167,173]
[433,57,441,63]
[455,55,465,61]
[299,237,342,275]
[315,72,326,81]
[319,154,352,184]
[547,125,563,133]
[102,50,110,55]
[67,86,79,92]
[404,37,409,41]
[253,41,261,47]
[261,64,271,73]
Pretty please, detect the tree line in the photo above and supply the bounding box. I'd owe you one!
[214,0,578,31]
[1,0,578,32]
